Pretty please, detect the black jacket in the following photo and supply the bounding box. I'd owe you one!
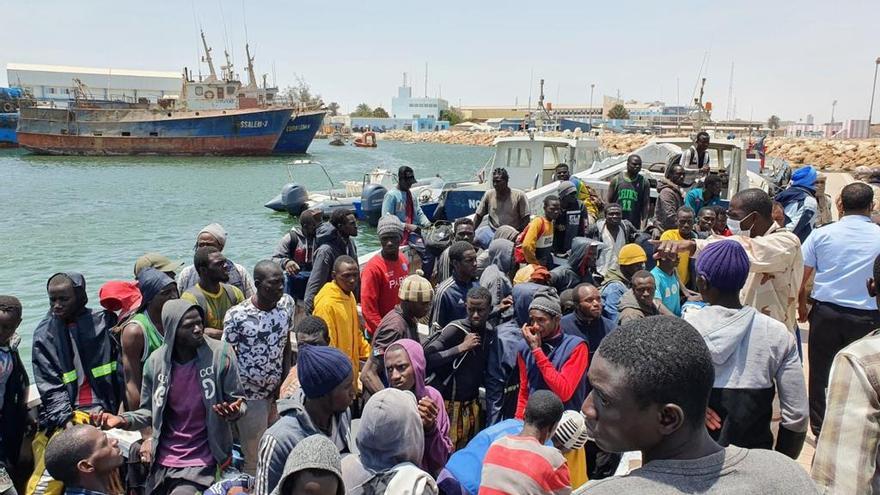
[32,273,122,431]
[0,335,29,467]
[424,319,493,403]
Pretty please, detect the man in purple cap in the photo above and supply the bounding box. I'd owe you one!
[684,240,807,459]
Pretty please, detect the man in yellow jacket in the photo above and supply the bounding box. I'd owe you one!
[312,255,371,384]
[520,195,562,268]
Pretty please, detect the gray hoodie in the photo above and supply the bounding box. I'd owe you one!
[121,299,247,465]
[550,237,602,293]
[342,388,436,494]
[684,305,808,455]
[479,239,515,306]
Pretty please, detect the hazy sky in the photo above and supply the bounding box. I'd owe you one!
[2,0,878,123]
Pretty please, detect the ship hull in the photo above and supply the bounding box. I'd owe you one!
[18,106,292,156]
[17,132,281,156]
[0,112,17,147]
[272,111,326,154]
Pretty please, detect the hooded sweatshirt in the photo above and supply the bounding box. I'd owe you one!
[254,388,352,495]
[684,305,808,457]
[774,185,818,242]
[387,339,453,476]
[654,177,684,230]
[304,223,359,312]
[617,289,659,324]
[599,268,629,324]
[550,237,599,293]
[479,239,515,306]
[342,388,437,495]
[32,272,122,431]
[121,300,247,466]
[312,281,371,381]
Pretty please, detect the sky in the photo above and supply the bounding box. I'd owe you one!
[2,0,878,123]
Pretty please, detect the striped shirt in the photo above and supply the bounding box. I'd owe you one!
[479,434,571,495]
[812,328,880,494]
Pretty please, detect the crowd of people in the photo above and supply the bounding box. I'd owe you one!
[2,139,880,495]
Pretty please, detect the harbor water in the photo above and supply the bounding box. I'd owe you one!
[0,140,493,374]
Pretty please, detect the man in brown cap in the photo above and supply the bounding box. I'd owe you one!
[360,273,433,395]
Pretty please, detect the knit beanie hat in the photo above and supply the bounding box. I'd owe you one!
[272,435,344,495]
[376,214,405,238]
[198,223,228,246]
[557,180,577,198]
[529,286,561,318]
[618,244,647,266]
[398,273,434,303]
[553,410,590,451]
[297,344,353,398]
[696,239,750,293]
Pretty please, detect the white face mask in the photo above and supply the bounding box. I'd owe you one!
[727,212,754,236]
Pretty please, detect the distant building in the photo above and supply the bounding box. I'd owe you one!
[460,105,602,121]
[7,63,181,102]
[785,120,870,139]
[391,78,448,119]
[350,116,448,132]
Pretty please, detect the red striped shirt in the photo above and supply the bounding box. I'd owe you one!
[479,434,571,495]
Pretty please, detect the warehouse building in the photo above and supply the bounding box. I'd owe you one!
[6,63,181,103]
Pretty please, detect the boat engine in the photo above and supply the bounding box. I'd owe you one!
[265,183,309,216]
[360,183,388,227]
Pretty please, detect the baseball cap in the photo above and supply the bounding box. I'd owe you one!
[134,252,185,277]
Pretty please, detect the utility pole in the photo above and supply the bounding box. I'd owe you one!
[588,83,595,127]
[869,57,880,128]
[424,62,428,98]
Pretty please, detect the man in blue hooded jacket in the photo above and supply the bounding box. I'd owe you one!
[775,165,819,242]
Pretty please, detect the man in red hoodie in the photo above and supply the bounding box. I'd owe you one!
[361,215,409,336]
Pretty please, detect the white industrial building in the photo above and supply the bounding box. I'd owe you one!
[391,75,448,120]
[6,63,182,102]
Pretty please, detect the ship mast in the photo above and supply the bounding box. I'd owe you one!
[200,30,218,82]
[222,49,234,82]
[245,43,258,88]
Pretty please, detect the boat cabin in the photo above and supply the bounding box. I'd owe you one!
[489,134,602,191]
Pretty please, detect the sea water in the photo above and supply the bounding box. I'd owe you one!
[0,140,493,372]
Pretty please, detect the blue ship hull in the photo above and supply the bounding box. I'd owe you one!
[18,106,293,156]
[273,110,326,154]
[0,113,18,146]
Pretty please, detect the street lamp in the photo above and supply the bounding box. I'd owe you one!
[869,57,880,128]
[588,83,595,128]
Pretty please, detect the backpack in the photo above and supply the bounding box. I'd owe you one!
[183,284,239,315]
[424,221,454,253]
[354,463,438,495]
[513,219,548,264]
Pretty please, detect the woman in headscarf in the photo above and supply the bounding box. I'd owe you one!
[341,388,438,494]
[384,339,453,476]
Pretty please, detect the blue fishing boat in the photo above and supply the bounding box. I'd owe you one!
[273,110,326,154]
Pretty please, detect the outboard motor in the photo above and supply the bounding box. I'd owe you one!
[361,183,388,227]
[264,183,309,216]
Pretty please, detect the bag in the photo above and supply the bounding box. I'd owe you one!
[424,221,453,252]
[355,463,438,495]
